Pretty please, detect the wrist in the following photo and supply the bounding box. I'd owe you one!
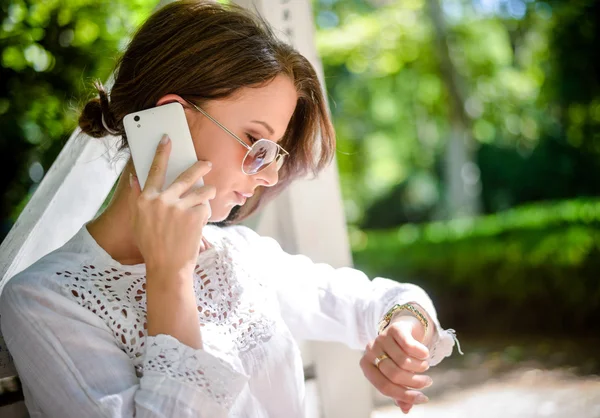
[146,264,194,287]
[378,302,434,346]
[378,302,428,334]
[145,268,202,349]
[390,314,431,345]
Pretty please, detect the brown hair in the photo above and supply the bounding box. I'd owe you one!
[79,0,335,223]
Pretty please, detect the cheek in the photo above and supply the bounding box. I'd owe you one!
[192,123,246,165]
[190,124,249,198]
[201,153,247,199]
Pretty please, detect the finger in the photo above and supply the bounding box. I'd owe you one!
[376,334,429,374]
[360,356,429,405]
[144,134,171,193]
[380,363,432,390]
[365,339,428,374]
[368,349,432,389]
[128,172,141,220]
[165,160,213,199]
[395,399,412,414]
[188,199,212,224]
[181,185,217,208]
[389,320,430,361]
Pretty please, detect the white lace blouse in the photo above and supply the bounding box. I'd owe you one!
[0,222,457,418]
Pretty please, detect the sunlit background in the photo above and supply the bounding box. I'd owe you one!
[1,0,599,416]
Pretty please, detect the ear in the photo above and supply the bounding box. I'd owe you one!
[155,94,187,107]
[155,94,197,131]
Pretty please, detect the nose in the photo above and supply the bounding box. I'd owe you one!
[255,161,279,188]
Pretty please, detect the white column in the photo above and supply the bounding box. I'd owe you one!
[234,1,373,417]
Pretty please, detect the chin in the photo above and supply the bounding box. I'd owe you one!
[207,203,233,223]
[208,202,243,226]
[208,211,228,223]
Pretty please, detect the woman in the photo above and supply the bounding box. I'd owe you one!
[0,1,459,417]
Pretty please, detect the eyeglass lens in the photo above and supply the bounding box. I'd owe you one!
[243,139,284,175]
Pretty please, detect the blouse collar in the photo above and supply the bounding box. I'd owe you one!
[65,221,221,276]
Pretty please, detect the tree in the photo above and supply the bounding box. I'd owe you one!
[314,0,595,229]
[427,0,481,218]
[0,0,155,240]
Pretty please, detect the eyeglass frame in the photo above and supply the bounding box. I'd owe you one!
[181,98,290,175]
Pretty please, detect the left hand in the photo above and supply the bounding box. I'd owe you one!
[360,315,433,414]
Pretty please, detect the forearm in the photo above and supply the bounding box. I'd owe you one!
[146,268,203,349]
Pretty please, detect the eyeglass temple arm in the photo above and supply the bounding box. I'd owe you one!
[186,101,252,151]
[185,99,289,156]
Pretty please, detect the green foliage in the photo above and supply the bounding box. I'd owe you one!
[549,0,600,155]
[315,0,599,226]
[0,0,156,232]
[362,136,600,229]
[352,199,600,332]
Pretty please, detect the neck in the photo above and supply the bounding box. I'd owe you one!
[87,159,210,267]
[87,160,146,266]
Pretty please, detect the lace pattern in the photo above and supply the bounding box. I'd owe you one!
[59,265,148,359]
[192,238,276,355]
[144,334,246,409]
[219,235,277,353]
[59,229,277,391]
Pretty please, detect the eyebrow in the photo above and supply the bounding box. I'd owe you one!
[251,120,274,135]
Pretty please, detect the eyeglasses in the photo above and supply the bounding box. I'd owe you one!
[182,98,289,175]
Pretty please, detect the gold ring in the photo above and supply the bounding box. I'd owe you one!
[374,353,389,369]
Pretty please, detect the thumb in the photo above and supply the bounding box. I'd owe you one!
[397,317,430,361]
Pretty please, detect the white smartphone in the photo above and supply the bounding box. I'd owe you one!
[123,101,203,191]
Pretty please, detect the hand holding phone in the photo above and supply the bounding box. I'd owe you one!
[128,134,215,274]
[124,101,214,271]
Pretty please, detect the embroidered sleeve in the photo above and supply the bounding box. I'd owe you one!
[0,271,249,418]
[226,225,460,367]
[142,334,247,410]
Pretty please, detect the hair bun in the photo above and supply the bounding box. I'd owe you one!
[79,80,120,138]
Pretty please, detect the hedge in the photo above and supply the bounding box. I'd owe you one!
[352,199,600,333]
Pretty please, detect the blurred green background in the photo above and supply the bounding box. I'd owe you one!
[1,0,599,338]
[313,0,600,338]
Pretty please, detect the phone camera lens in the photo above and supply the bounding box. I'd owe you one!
[134,115,140,122]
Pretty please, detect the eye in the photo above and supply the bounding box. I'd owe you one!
[246,133,259,144]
